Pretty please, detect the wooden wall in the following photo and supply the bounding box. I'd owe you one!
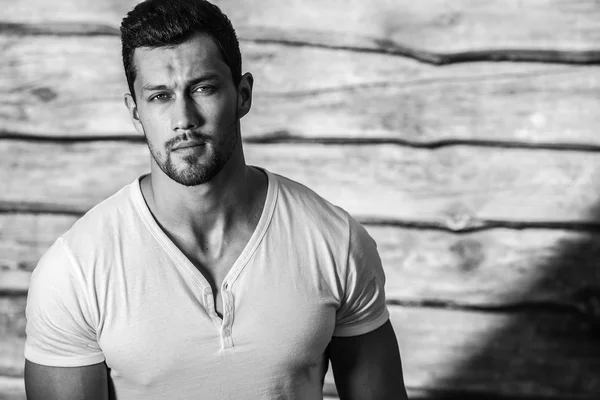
[2,0,600,398]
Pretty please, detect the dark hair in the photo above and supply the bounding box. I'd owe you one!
[120,0,242,101]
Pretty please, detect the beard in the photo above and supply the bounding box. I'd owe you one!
[144,120,239,187]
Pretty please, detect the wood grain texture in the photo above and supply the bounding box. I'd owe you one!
[2,35,600,146]
[2,300,599,397]
[1,0,599,55]
[0,297,26,378]
[2,213,600,309]
[0,214,76,272]
[3,141,600,226]
[0,376,25,400]
[0,386,591,400]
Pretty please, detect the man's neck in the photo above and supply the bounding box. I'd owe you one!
[140,154,267,257]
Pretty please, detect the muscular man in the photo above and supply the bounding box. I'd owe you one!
[24,1,408,398]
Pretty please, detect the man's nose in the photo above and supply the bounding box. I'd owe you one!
[172,95,202,131]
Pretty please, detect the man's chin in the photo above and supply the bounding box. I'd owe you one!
[166,164,222,187]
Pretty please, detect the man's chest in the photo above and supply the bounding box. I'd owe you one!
[174,232,254,316]
[96,258,339,390]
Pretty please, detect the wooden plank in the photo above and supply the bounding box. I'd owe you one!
[2,300,599,397]
[0,214,76,272]
[0,297,25,378]
[3,381,592,400]
[0,376,25,400]
[0,338,23,379]
[1,387,589,400]
[2,213,600,309]
[387,307,600,397]
[3,141,600,225]
[1,0,599,54]
[2,35,600,146]
[0,214,77,295]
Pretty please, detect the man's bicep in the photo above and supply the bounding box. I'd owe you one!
[328,320,408,400]
[25,360,109,400]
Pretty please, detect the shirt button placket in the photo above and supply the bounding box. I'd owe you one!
[221,286,234,349]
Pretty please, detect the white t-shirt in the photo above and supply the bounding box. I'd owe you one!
[25,168,390,400]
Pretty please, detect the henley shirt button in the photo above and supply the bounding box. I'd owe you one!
[223,329,231,337]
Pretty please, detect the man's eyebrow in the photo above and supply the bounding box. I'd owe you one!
[141,74,221,92]
[141,84,170,92]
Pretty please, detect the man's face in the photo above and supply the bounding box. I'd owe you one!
[128,34,241,186]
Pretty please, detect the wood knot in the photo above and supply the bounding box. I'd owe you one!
[449,239,484,272]
[32,87,58,103]
[443,203,478,232]
[434,11,461,27]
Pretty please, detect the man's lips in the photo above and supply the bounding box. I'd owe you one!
[172,141,206,151]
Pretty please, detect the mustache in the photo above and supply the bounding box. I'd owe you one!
[165,131,212,150]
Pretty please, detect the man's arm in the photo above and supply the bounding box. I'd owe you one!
[25,360,109,400]
[328,320,408,400]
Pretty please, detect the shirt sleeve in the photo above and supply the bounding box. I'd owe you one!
[25,237,105,367]
[333,216,390,337]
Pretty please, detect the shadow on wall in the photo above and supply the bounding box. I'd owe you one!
[427,204,600,398]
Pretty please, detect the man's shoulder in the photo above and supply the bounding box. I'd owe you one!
[270,171,352,233]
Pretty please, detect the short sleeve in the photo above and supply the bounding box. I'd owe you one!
[333,216,390,337]
[25,238,105,367]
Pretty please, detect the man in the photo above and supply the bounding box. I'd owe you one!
[24,0,408,399]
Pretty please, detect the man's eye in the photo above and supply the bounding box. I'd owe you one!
[193,85,216,94]
[149,93,169,102]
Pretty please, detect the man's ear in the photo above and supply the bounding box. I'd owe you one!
[236,72,254,119]
[124,93,145,136]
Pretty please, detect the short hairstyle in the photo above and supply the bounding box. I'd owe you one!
[120,0,242,101]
